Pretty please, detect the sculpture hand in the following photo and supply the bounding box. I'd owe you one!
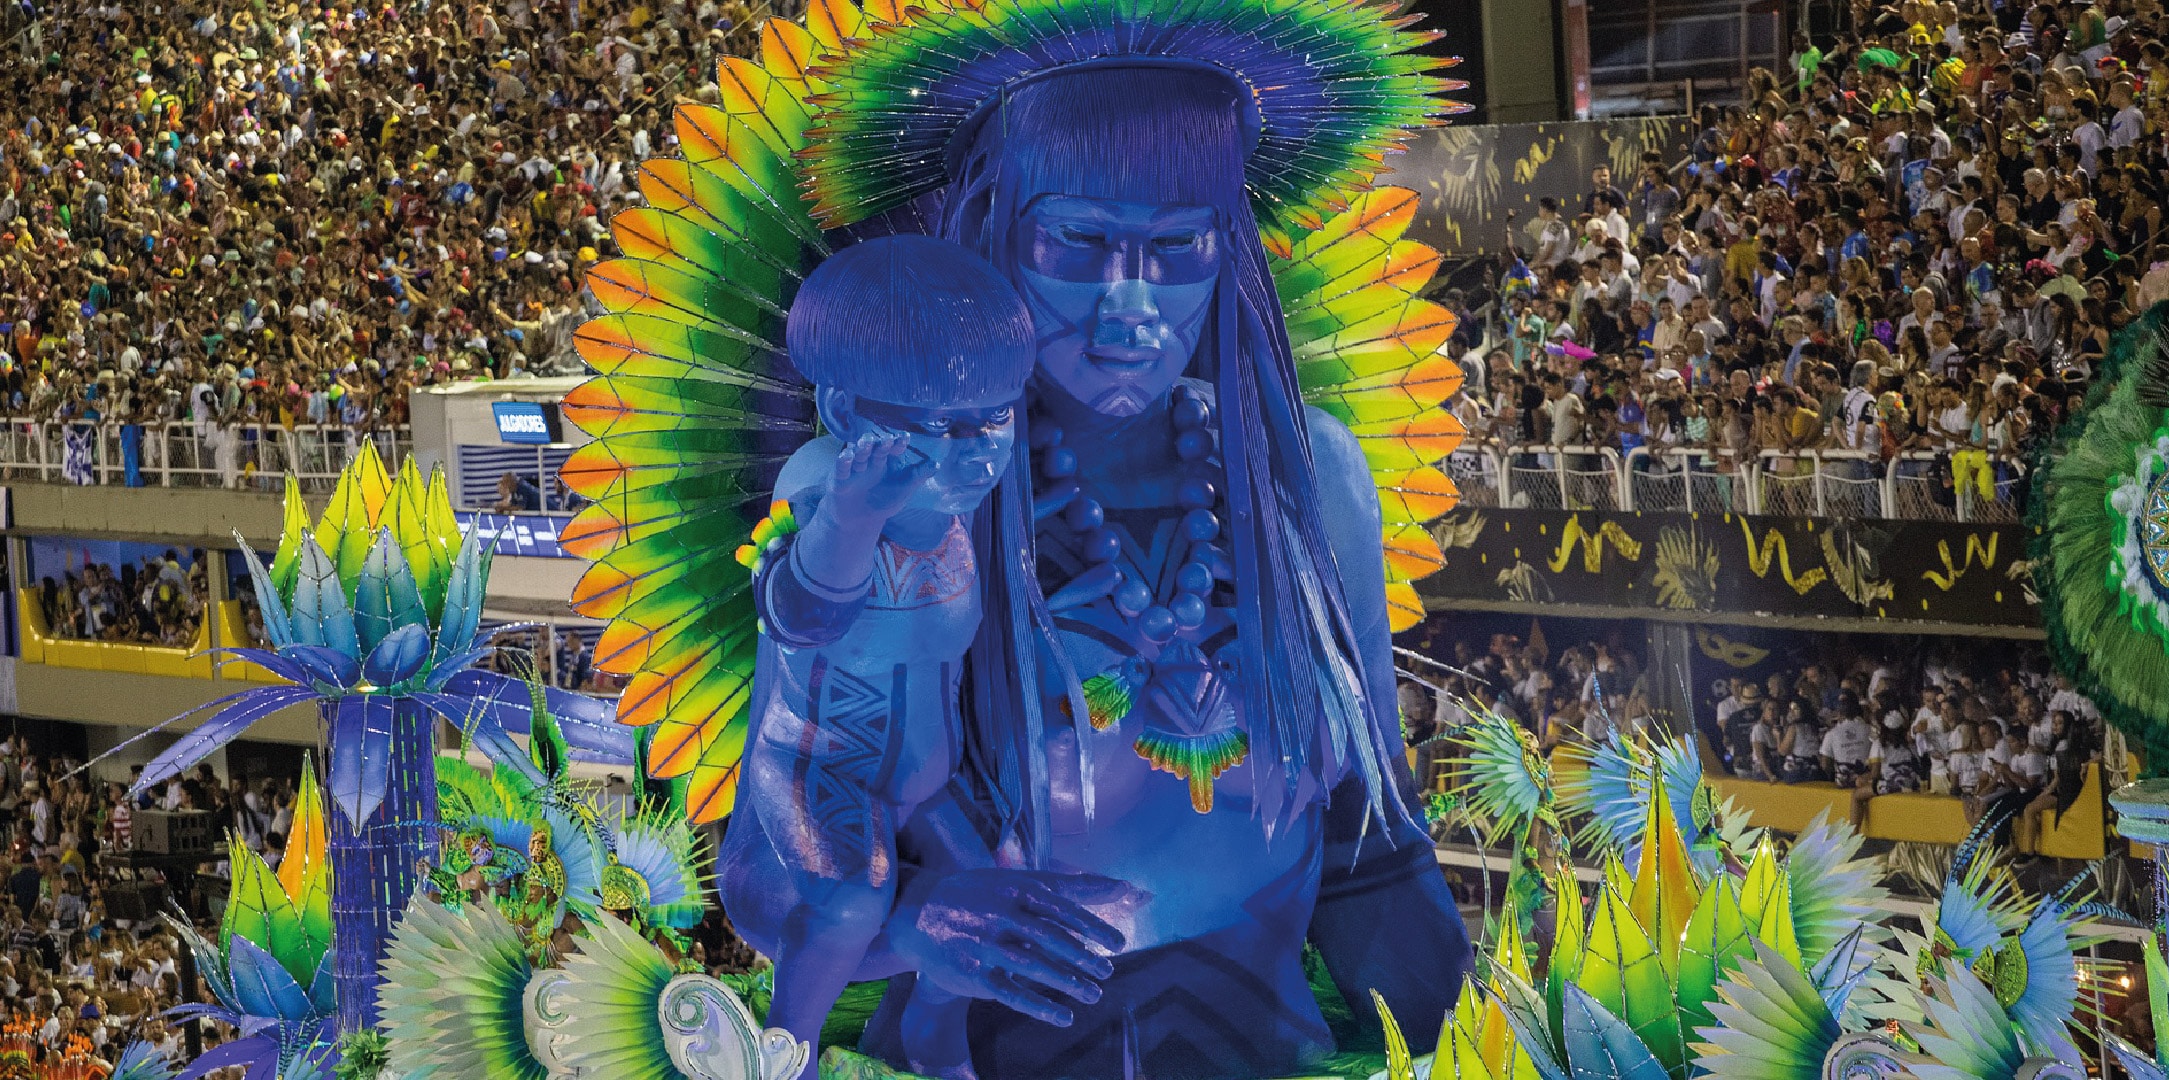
[826,430,935,527]
[890,868,1135,1027]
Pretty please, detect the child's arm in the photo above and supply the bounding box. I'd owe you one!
[762,431,936,647]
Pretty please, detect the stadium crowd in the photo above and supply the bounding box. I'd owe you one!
[0,730,756,1073]
[1445,0,2169,509]
[0,739,286,1067]
[0,0,777,437]
[1402,624,2108,857]
[31,549,209,645]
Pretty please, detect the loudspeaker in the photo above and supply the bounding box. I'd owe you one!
[131,810,214,856]
[103,881,167,922]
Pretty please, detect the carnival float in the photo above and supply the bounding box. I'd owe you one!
[65,0,2169,1072]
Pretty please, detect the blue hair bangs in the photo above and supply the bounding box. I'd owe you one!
[950,66,1251,233]
[785,234,1036,407]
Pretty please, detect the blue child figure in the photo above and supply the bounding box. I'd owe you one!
[741,234,1040,1079]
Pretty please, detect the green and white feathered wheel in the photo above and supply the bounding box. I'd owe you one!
[2106,426,2169,642]
[2033,302,2169,768]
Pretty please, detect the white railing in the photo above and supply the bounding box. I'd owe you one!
[1444,446,1504,508]
[1458,440,2028,522]
[1623,447,1752,515]
[0,421,2029,524]
[1496,445,1627,510]
[0,420,411,492]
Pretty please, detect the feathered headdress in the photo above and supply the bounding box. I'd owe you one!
[796,0,1466,248]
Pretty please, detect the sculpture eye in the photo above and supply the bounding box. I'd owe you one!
[917,417,954,435]
[1153,231,1198,253]
[986,406,1014,425]
[1057,224,1106,246]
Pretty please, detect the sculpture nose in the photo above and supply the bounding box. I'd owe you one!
[956,428,1004,462]
[1097,278,1160,329]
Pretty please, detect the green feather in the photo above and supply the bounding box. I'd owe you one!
[1907,970,2031,1080]
[1080,671,1135,730]
[1690,942,1844,1080]
[2031,302,2169,773]
[528,675,570,783]
[378,897,546,1080]
[544,912,683,1080]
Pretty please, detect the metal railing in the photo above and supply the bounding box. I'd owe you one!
[0,422,2030,523]
[1623,447,1751,515]
[0,420,411,493]
[1449,441,2028,522]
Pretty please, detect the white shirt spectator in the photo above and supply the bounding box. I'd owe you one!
[1819,717,1873,766]
[2012,748,2049,786]
[2074,119,2107,174]
[2113,103,2147,148]
[1947,749,1986,792]
[2028,715,2057,750]
[2049,686,2099,720]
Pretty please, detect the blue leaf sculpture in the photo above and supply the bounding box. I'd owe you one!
[364,624,432,687]
[204,648,316,687]
[133,688,318,795]
[420,644,501,691]
[284,645,362,692]
[172,1034,279,1080]
[232,538,295,649]
[430,527,488,668]
[224,936,316,1021]
[289,539,359,659]
[306,948,338,1017]
[437,669,635,760]
[353,528,400,657]
[1560,984,1670,1080]
[328,693,398,826]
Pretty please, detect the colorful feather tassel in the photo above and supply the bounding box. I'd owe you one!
[1133,726,1250,813]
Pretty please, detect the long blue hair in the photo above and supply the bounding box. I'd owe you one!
[924,65,1410,858]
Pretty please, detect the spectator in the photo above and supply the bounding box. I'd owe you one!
[0,708,757,1074]
[0,0,780,464]
[34,552,209,646]
[1452,0,2169,521]
[1819,697,1874,788]
[492,471,544,512]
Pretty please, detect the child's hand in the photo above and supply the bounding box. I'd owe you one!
[828,429,937,526]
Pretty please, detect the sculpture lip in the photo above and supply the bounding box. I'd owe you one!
[1084,345,1161,368]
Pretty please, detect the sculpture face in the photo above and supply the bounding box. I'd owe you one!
[1013,195,1220,417]
[836,395,1020,514]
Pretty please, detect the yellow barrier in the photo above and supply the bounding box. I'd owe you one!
[16,588,213,678]
[2037,763,2106,861]
[1708,777,1854,835]
[1717,762,2108,857]
[212,601,282,682]
[14,588,44,664]
[1863,792,1970,845]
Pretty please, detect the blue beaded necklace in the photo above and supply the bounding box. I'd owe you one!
[1032,384,1248,812]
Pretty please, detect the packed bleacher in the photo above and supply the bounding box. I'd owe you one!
[1401,621,2111,858]
[2,739,279,1064]
[31,549,208,646]
[0,0,782,447]
[1433,0,2169,521]
[0,727,757,1073]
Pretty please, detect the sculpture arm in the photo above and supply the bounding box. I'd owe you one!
[1302,407,1472,1040]
[754,439,874,650]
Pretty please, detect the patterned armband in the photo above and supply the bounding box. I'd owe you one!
[747,498,872,648]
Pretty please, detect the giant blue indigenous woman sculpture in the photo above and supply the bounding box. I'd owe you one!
[559,0,1477,1075]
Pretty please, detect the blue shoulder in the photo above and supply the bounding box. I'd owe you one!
[1303,406,1382,535]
